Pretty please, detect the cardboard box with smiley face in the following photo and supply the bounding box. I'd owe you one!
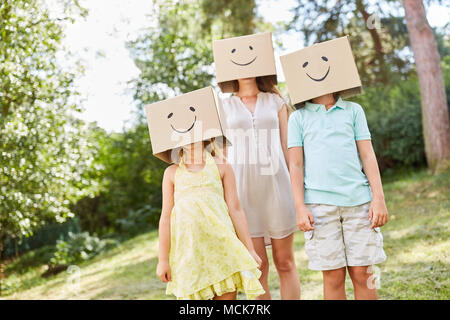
[145,86,230,163]
[213,32,277,93]
[280,36,362,106]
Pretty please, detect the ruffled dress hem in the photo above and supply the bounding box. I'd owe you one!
[168,269,264,300]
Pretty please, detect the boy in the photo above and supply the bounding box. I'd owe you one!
[287,92,388,299]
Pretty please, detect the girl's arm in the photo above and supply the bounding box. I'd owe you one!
[278,104,289,166]
[356,140,389,228]
[221,162,261,266]
[156,165,176,282]
[288,146,314,231]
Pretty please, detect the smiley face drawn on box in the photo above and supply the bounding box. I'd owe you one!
[280,36,362,106]
[145,86,230,163]
[213,32,277,93]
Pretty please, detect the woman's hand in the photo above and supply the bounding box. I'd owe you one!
[249,250,262,268]
[369,198,389,229]
[296,206,315,232]
[156,260,172,282]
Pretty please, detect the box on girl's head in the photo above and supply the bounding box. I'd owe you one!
[144,86,231,163]
[280,36,362,107]
[213,32,277,93]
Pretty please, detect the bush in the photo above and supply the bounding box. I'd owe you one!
[353,75,426,172]
[3,218,82,258]
[115,205,161,237]
[50,232,117,266]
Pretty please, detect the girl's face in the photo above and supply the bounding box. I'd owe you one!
[238,77,256,85]
[182,141,203,153]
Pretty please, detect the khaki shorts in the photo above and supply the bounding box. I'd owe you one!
[304,202,386,271]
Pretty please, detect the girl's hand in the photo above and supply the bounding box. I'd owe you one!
[296,206,315,231]
[156,260,172,282]
[369,198,389,229]
[249,250,262,268]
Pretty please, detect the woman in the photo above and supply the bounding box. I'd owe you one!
[222,76,300,300]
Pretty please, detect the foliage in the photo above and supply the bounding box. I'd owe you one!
[50,232,116,266]
[288,0,413,85]
[353,75,424,171]
[0,0,94,257]
[71,123,165,235]
[115,205,161,237]
[3,218,81,258]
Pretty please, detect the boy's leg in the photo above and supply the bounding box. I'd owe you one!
[252,237,271,300]
[341,202,386,300]
[348,266,378,300]
[322,267,347,300]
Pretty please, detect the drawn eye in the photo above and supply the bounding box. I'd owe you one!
[189,106,195,112]
[249,45,253,50]
[167,112,173,119]
[231,48,236,53]
[302,61,308,68]
[322,56,328,62]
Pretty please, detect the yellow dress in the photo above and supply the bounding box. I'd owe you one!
[166,150,265,300]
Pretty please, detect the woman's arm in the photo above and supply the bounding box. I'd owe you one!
[221,162,261,266]
[278,104,289,166]
[156,165,175,282]
[356,140,389,228]
[288,146,314,231]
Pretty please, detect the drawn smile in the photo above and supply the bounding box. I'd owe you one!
[230,56,257,66]
[170,115,197,133]
[305,66,330,82]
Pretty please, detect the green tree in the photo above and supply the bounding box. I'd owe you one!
[288,0,412,85]
[0,0,91,294]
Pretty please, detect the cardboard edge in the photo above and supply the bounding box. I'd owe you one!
[148,86,232,164]
[214,32,277,93]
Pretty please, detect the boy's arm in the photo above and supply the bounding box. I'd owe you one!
[156,165,175,282]
[356,140,389,228]
[288,147,314,231]
[221,162,261,266]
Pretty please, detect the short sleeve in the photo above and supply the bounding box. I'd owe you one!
[288,111,303,148]
[353,104,371,140]
[273,93,287,112]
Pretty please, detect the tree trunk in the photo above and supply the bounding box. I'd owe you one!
[403,0,450,172]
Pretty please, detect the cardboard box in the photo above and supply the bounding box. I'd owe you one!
[144,86,230,163]
[213,32,277,92]
[280,36,362,106]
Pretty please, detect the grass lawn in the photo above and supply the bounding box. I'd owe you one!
[1,168,449,300]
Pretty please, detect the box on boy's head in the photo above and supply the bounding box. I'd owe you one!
[144,86,231,163]
[280,36,362,106]
[213,32,277,93]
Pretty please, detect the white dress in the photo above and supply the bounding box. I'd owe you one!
[222,92,297,245]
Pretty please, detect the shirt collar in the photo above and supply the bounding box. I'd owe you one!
[305,97,346,112]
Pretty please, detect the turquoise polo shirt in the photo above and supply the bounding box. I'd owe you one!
[287,98,372,206]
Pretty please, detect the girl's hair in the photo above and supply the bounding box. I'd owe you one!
[177,137,225,163]
[230,75,294,114]
[228,75,280,97]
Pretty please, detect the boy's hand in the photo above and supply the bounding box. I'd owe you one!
[296,206,315,231]
[369,198,389,229]
[156,260,172,282]
[249,250,262,268]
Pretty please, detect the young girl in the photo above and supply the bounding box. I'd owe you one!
[222,76,300,300]
[288,92,388,300]
[156,139,265,300]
